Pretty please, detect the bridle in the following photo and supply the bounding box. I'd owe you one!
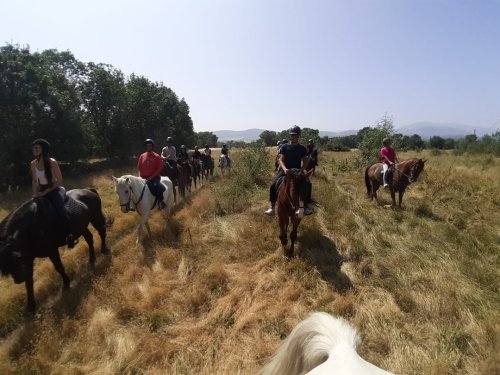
[393,161,420,183]
[119,179,147,211]
[284,170,306,212]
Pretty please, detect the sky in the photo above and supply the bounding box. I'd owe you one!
[1,0,499,133]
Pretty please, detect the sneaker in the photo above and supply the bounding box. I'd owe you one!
[383,184,389,189]
[304,207,313,215]
[264,208,275,216]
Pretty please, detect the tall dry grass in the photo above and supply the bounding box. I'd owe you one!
[0,150,498,374]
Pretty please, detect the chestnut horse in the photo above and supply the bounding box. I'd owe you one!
[276,167,313,257]
[365,158,426,208]
[200,154,214,179]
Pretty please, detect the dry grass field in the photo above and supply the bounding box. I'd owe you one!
[0,149,498,374]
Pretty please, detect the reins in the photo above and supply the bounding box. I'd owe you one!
[120,179,148,211]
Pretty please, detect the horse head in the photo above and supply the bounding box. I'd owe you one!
[285,168,313,219]
[409,159,425,183]
[0,230,26,284]
[112,176,133,213]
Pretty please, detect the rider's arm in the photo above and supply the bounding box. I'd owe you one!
[278,154,287,173]
[30,161,39,195]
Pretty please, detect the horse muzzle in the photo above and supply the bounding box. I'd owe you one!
[295,208,305,219]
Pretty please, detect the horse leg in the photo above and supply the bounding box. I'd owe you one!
[24,260,36,312]
[90,212,110,255]
[390,188,396,207]
[398,190,404,208]
[81,227,96,267]
[279,219,291,257]
[290,218,300,257]
[48,250,70,289]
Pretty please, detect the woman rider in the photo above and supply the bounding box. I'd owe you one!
[31,138,75,248]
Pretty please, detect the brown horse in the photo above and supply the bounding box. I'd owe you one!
[365,158,426,208]
[200,154,214,179]
[161,162,185,202]
[276,167,314,257]
[178,160,193,193]
[189,159,202,188]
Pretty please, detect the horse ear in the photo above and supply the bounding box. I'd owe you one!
[125,177,130,183]
[112,176,117,183]
[422,158,427,163]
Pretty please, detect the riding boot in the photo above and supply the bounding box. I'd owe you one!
[383,171,388,187]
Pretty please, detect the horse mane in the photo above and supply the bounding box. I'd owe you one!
[261,312,360,375]
[0,200,37,239]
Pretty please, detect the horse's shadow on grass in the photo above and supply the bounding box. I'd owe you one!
[299,229,353,294]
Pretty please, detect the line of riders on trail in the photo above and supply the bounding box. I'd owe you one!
[23,131,398,250]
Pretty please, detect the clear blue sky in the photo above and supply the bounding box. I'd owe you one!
[2,0,499,132]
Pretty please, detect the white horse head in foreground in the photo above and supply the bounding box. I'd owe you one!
[112,175,174,245]
[261,312,395,375]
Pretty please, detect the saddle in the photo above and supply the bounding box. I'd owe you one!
[377,165,394,183]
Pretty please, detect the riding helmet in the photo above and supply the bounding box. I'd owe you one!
[289,125,301,135]
[277,141,281,145]
[180,145,186,149]
[32,138,51,153]
[222,144,226,147]
[195,145,199,149]
[144,139,154,146]
[282,139,288,144]
[383,138,392,144]
[205,144,209,148]
[308,139,313,144]
[166,137,173,143]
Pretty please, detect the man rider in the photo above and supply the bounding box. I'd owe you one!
[381,137,399,188]
[220,144,231,167]
[161,137,179,179]
[265,126,313,216]
[138,139,166,209]
[177,145,189,164]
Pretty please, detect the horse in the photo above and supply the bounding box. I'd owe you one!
[261,312,395,375]
[365,158,426,208]
[189,159,202,189]
[219,154,231,177]
[0,188,111,312]
[161,162,185,202]
[200,154,214,179]
[178,160,193,193]
[276,167,313,257]
[113,175,174,245]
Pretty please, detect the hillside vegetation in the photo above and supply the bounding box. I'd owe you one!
[0,150,498,374]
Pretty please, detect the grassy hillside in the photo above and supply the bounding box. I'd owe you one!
[0,150,498,374]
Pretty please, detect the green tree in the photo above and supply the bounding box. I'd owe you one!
[358,114,394,164]
[429,136,446,149]
[259,130,278,146]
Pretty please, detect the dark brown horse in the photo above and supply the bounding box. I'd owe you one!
[189,159,202,188]
[365,158,426,208]
[161,162,185,202]
[0,188,111,312]
[178,160,193,193]
[276,168,314,257]
[200,154,214,179]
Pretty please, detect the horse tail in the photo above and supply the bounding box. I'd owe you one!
[364,166,372,197]
[261,312,360,375]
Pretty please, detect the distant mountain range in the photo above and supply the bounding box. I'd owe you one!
[213,120,499,142]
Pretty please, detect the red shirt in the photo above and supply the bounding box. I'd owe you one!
[137,152,163,178]
[380,147,395,164]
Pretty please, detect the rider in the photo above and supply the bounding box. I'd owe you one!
[264,126,313,216]
[161,136,179,179]
[306,139,319,168]
[177,145,190,164]
[381,137,399,188]
[138,139,166,209]
[204,143,212,156]
[31,138,75,248]
[220,143,231,167]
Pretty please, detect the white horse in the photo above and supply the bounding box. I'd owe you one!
[219,154,231,177]
[112,175,174,245]
[261,312,395,375]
